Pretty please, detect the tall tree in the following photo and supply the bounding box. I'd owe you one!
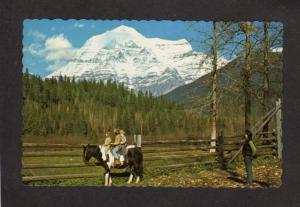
[210,21,218,152]
[188,21,238,151]
[262,22,270,134]
[240,22,256,130]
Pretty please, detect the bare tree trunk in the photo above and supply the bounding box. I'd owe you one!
[262,22,270,136]
[242,22,252,131]
[140,118,143,135]
[210,22,217,153]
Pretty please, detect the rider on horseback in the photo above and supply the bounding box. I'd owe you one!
[103,130,112,155]
[112,129,122,165]
[120,129,127,164]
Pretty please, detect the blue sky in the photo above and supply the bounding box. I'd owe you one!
[23,20,282,77]
[23,20,212,77]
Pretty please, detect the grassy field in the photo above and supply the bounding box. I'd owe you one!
[23,157,281,187]
[22,140,281,188]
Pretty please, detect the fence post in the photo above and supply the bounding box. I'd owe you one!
[136,134,142,148]
[217,131,226,170]
[276,99,283,159]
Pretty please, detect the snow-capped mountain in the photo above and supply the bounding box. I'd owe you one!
[47,25,228,96]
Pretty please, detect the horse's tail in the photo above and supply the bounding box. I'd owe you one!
[134,148,143,179]
[139,161,143,179]
[127,148,133,161]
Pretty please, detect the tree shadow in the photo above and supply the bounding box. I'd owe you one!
[225,169,270,187]
[218,169,246,184]
[253,180,270,188]
[227,176,245,184]
[226,169,240,177]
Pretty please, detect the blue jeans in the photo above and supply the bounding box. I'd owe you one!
[112,146,119,159]
[244,155,253,185]
[121,145,126,156]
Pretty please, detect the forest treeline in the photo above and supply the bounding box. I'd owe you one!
[22,70,207,138]
[22,52,282,139]
[22,21,283,141]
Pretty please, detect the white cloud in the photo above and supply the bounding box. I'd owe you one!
[44,34,76,70]
[28,30,46,41]
[74,22,85,28]
[25,33,77,71]
[45,34,72,51]
[45,48,75,61]
[26,43,44,56]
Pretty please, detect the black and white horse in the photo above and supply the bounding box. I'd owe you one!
[82,144,143,186]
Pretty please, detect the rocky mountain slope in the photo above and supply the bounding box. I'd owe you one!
[47,25,228,96]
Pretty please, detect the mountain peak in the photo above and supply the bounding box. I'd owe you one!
[47,26,222,96]
[112,25,139,34]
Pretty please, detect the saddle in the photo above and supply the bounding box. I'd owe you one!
[100,147,124,168]
[113,154,126,167]
[112,145,136,167]
[108,146,126,167]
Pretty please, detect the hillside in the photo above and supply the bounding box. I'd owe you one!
[163,51,283,110]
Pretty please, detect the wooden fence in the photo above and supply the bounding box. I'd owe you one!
[22,132,279,183]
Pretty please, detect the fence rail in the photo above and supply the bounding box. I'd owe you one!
[22,134,279,183]
[23,143,83,148]
[22,160,219,182]
[23,163,97,169]
[23,140,213,148]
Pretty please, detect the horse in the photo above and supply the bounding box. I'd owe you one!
[82,144,143,186]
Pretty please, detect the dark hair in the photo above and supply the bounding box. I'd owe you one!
[114,128,120,135]
[245,129,253,140]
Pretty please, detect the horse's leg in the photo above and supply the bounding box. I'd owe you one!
[108,159,113,186]
[109,175,112,186]
[134,159,144,183]
[128,173,134,184]
[104,172,109,186]
[140,162,143,180]
[136,176,140,183]
[127,164,134,184]
[134,163,141,183]
[103,162,111,186]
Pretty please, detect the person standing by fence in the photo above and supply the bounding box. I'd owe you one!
[242,129,257,186]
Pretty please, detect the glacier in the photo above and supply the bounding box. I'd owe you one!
[47,25,228,96]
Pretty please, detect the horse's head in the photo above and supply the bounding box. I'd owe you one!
[82,144,92,163]
[82,144,103,164]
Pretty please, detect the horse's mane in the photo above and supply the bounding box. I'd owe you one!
[86,144,99,147]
